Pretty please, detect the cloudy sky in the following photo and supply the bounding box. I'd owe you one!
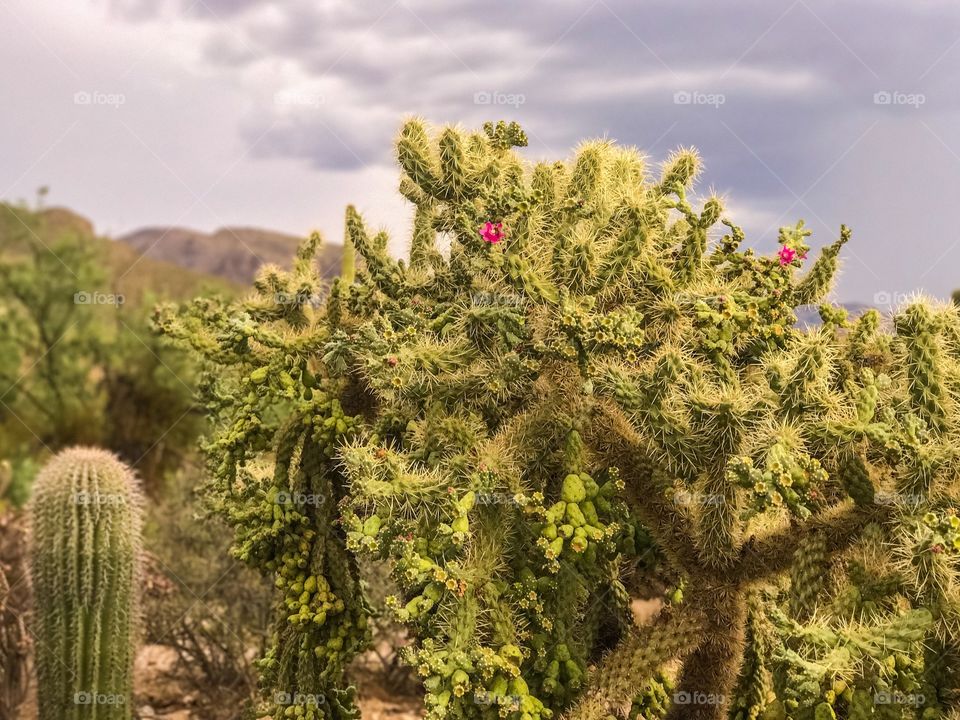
[1,0,959,304]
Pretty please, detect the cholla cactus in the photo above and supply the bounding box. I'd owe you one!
[28,447,142,720]
[156,237,370,719]
[159,119,960,720]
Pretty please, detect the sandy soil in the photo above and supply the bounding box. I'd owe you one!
[17,644,424,720]
[14,598,663,718]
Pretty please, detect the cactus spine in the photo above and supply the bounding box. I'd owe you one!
[29,447,142,720]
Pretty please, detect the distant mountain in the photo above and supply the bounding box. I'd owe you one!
[118,225,344,284]
[1,205,238,302]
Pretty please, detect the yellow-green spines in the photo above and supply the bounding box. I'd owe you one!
[411,201,438,270]
[574,608,705,719]
[674,222,708,286]
[591,217,649,291]
[29,447,142,720]
[792,225,850,306]
[340,207,356,284]
[344,204,372,262]
[840,451,875,507]
[730,601,770,720]
[896,303,949,434]
[397,119,442,198]
[438,128,468,200]
[789,532,827,618]
[569,142,606,208]
[658,147,701,193]
[782,332,831,421]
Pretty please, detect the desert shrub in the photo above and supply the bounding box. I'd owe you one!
[158,120,960,720]
[356,559,420,696]
[143,465,273,714]
[0,203,107,450]
[0,508,30,717]
[0,202,206,494]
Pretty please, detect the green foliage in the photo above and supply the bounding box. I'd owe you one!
[156,235,370,719]
[0,204,106,448]
[0,202,210,494]
[0,509,30,717]
[160,119,960,720]
[143,467,273,713]
[29,447,142,720]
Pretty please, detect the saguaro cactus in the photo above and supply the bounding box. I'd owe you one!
[29,447,142,720]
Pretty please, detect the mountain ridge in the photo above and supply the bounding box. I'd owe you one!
[118,224,344,284]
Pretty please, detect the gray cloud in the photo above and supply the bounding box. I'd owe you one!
[12,0,960,302]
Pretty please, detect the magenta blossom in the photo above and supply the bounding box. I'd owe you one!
[778,245,808,266]
[479,221,504,244]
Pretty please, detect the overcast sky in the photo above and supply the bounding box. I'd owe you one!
[1,0,959,304]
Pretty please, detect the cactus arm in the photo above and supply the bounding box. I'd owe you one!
[567,604,706,720]
[695,463,740,568]
[409,200,438,271]
[664,591,748,720]
[734,502,890,584]
[791,225,850,307]
[340,208,356,284]
[590,402,702,573]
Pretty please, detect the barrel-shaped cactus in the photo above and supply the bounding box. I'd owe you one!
[29,447,142,720]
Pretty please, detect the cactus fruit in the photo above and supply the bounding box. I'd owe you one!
[158,120,960,720]
[28,447,142,720]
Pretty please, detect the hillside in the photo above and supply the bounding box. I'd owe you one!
[0,204,240,303]
[118,225,344,284]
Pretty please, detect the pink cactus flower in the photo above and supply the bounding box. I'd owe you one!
[778,245,797,265]
[479,221,504,244]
